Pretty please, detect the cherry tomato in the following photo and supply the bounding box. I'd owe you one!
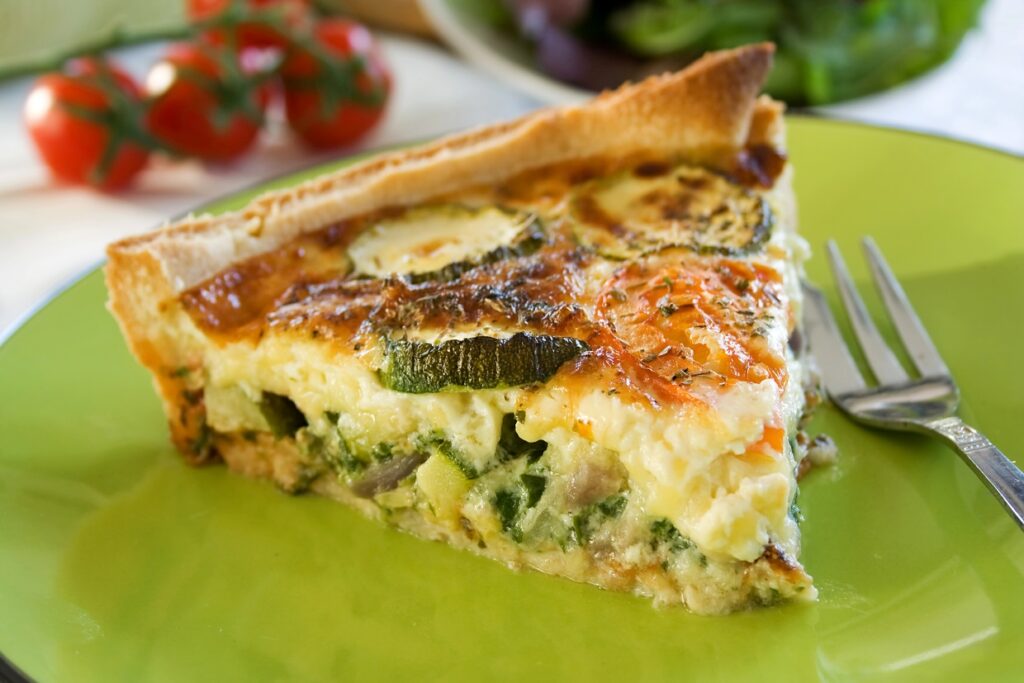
[145,43,272,162]
[281,19,391,149]
[24,58,150,191]
[186,0,311,50]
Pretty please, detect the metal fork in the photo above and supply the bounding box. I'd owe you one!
[803,237,1024,530]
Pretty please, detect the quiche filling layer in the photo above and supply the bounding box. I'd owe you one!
[165,155,816,614]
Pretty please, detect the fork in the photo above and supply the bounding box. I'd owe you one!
[802,237,1024,531]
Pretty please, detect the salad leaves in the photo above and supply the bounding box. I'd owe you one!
[478,0,985,104]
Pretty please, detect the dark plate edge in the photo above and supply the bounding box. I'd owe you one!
[0,652,32,683]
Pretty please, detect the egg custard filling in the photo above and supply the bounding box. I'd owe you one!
[167,156,815,613]
[106,45,827,614]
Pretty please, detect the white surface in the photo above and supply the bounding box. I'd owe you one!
[1,1,1022,334]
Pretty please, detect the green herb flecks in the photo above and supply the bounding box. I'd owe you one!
[649,518,692,553]
[571,494,628,546]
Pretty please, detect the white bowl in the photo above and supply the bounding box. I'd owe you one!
[418,0,590,105]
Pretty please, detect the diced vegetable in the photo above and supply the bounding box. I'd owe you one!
[416,452,473,524]
[571,493,628,545]
[258,392,307,438]
[416,431,479,479]
[351,452,428,498]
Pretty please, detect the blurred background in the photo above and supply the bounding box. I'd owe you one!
[0,0,1021,333]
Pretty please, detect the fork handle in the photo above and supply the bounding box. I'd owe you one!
[927,417,1024,530]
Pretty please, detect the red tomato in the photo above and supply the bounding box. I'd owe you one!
[186,0,311,50]
[24,58,150,191]
[145,43,272,162]
[281,19,391,149]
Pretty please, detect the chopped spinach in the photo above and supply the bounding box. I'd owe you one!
[495,413,547,463]
[571,511,593,546]
[520,473,547,507]
[372,442,394,463]
[305,429,364,475]
[493,472,549,543]
[494,489,523,542]
[571,493,629,546]
[649,518,692,553]
[597,494,627,518]
[259,393,307,438]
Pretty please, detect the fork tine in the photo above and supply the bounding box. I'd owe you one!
[861,237,951,378]
[801,281,867,395]
[825,241,909,385]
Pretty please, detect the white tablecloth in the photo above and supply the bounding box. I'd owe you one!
[1,0,1021,335]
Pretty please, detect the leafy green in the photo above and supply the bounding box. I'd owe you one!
[494,489,523,542]
[478,0,985,105]
[521,473,547,507]
[597,494,627,518]
[571,494,629,546]
[372,442,395,463]
[451,0,514,28]
[610,0,985,104]
[649,518,692,553]
[496,413,547,463]
[258,393,307,439]
[492,472,548,543]
[301,430,364,475]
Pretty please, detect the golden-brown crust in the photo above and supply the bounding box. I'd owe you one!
[106,44,779,381]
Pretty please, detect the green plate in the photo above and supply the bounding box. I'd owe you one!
[2,118,1022,682]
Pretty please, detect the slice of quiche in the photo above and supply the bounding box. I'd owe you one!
[106,43,820,614]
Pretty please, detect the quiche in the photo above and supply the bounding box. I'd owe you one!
[106,43,821,614]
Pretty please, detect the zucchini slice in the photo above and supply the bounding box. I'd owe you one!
[347,204,543,281]
[379,333,588,393]
[570,165,772,259]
